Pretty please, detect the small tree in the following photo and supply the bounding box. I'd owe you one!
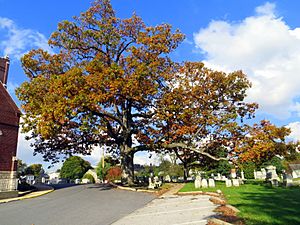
[25,164,43,177]
[17,159,27,177]
[106,166,122,181]
[82,173,95,183]
[60,156,91,180]
[96,157,111,180]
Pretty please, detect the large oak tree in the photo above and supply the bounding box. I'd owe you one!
[17,0,184,184]
[17,0,287,184]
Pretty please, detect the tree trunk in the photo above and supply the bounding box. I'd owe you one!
[120,149,134,185]
[183,162,188,182]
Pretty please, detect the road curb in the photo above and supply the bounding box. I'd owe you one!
[110,182,158,194]
[0,187,54,204]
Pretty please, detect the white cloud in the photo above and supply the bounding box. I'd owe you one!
[16,128,54,169]
[193,2,300,119]
[286,121,300,142]
[82,145,102,167]
[134,151,160,166]
[0,17,52,59]
[255,2,276,16]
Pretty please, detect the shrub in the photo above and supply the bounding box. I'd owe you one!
[96,158,111,180]
[106,166,122,181]
[82,173,95,183]
[240,161,256,179]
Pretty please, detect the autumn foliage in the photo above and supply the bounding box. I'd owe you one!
[237,120,291,164]
[106,166,122,181]
[16,0,294,184]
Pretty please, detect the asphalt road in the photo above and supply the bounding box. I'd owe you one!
[0,184,156,225]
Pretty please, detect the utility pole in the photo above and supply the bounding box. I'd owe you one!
[102,146,105,169]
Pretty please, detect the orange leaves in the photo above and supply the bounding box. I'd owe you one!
[237,120,291,163]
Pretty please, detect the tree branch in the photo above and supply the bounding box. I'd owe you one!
[161,142,228,161]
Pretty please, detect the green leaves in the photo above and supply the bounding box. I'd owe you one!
[60,156,91,180]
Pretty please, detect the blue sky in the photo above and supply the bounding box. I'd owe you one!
[1,0,300,170]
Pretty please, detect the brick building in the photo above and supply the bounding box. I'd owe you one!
[0,56,20,199]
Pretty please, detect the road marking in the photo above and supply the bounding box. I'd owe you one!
[127,206,216,218]
[171,219,207,225]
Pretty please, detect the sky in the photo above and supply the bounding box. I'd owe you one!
[2,0,300,171]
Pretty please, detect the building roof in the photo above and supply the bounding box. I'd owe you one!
[0,83,20,113]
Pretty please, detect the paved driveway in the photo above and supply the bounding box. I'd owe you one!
[112,194,216,225]
[0,184,155,225]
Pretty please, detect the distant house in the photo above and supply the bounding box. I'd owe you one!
[25,174,35,185]
[48,172,60,184]
[289,164,300,178]
[35,171,50,184]
[0,56,21,199]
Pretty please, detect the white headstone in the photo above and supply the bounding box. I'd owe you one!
[232,179,239,187]
[241,170,245,180]
[148,177,155,189]
[256,171,263,179]
[230,169,237,179]
[261,168,267,178]
[217,173,221,180]
[201,179,208,188]
[165,175,171,182]
[194,175,201,189]
[208,178,215,187]
[254,170,257,179]
[225,179,232,187]
[283,173,293,187]
[266,165,279,181]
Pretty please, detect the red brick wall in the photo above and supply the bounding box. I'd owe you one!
[0,85,20,172]
[0,124,18,171]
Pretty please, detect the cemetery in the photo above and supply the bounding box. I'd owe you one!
[3,1,300,225]
[177,164,300,225]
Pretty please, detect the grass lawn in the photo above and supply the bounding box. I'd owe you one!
[179,181,300,225]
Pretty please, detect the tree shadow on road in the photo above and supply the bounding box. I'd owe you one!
[49,183,78,190]
[87,183,115,191]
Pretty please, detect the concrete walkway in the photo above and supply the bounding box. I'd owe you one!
[112,184,217,225]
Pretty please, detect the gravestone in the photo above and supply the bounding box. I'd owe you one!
[238,178,244,185]
[217,173,221,180]
[194,175,201,189]
[271,179,279,186]
[201,179,208,188]
[283,173,293,187]
[254,168,267,180]
[266,165,279,181]
[256,171,263,179]
[232,179,239,187]
[208,178,215,188]
[148,177,155,189]
[241,170,245,180]
[225,179,232,187]
[165,175,171,182]
[261,168,267,179]
[230,169,237,179]
[254,170,257,179]
[221,175,227,181]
